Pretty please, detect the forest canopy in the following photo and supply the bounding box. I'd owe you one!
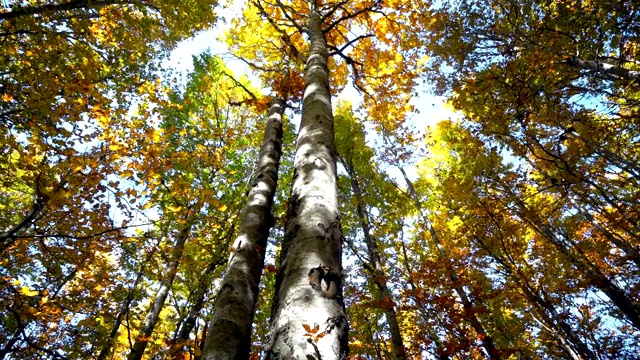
[1,0,639,359]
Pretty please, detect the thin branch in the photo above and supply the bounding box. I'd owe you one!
[222,71,257,100]
[323,0,382,35]
[327,34,373,57]
[10,223,150,241]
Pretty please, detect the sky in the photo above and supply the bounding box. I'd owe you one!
[165,17,457,126]
[163,12,459,182]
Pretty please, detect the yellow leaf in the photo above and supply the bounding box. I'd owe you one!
[20,286,39,296]
[167,205,182,212]
[218,204,228,212]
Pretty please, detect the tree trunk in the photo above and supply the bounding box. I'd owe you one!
[400,240,449,360]
[127,224,192,360]
[474,233,596,360]
[200,98,285,360]
[97,248,156,360]
[342,162,407,360]
[524,289,596,360]
[496,178,640,331]
[398,167,499,359]
[264,10,348,360]
[568,196,640,270]
[564,54,640,82]
[167,251,227,359]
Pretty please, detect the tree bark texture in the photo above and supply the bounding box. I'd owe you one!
[265,11,348,360]
[200,97,285,360]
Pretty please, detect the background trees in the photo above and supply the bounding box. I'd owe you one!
[2,0,639,359]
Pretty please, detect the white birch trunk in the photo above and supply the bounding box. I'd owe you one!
[200,98,285,360]
[265,10,348,360]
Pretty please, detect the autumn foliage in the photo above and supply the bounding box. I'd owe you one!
[2,0,640,359]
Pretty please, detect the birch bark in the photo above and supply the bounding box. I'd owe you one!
[265,10,348,360]
[200,98,284,360]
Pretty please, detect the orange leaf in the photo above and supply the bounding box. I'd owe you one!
[302,323,312,333]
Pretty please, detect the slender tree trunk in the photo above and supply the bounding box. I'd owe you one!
[127,224,192,360]
[398,167,499,359]
[265,10,348,360]
[524,289,596,360]
[572,132,640,181]
[528,312,582,360]
[342,162,407,360]
[0,329,22,360]
[200,98,285,360]
[400,240,449,360]
[363,315,384,360]
[567,196,640,270]
[496,178,640,331]
[97,248,156,360]
[167,252,227,359]
[474,232,596,360]
[168,225,235,348]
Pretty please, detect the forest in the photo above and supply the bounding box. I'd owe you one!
[1,0,639,359]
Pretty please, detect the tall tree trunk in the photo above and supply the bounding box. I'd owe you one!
[398,167,500,359]
[127,224,192,360]
[169,229,232,359]
[564,54,640,82]
[265,10,348,360]
[200,97,285,360]
[523,288,596,360]
[567,196,640,270]
[342,161,407,360]
[0,0,146,20]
